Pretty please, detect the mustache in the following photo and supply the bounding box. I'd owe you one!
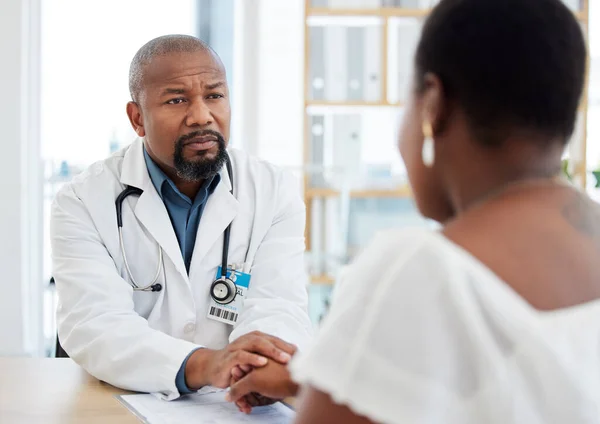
[176,130,225,146]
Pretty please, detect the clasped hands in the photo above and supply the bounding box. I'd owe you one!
[185,331,298,414]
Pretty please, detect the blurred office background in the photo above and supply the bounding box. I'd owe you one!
[0,0,596,357]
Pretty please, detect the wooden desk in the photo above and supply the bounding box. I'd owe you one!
[0,358,138,424]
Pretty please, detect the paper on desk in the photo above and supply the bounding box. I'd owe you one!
[116,386,295,424]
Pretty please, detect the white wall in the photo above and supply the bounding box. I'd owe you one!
[256,0,305,168]
[0,0,43,356]
[234,0,305,168]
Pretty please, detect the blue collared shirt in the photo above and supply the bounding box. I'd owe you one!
[143,148,220,271]
[143,147,220,394]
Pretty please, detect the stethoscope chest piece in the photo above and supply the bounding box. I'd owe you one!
[210,277,237,305]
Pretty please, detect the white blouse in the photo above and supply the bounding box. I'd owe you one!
[291,228,600,423]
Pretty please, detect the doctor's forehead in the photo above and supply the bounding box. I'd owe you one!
[144,52,226,90]
[128,34,226,102]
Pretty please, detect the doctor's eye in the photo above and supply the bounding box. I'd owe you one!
[166,98,186,105]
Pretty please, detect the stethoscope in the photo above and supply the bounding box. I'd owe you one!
[115,154,239,305]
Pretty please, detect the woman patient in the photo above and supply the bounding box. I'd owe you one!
[227,0,600,422]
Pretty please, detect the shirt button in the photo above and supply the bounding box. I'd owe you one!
[184,322,196,334]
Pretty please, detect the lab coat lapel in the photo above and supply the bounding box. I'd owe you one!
[191,163,239,269]
[134,189,189,281]
[120,139,189,282]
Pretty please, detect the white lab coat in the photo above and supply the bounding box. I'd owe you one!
[51,138,313,400]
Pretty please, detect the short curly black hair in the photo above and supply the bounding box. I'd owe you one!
[415,0,587,146]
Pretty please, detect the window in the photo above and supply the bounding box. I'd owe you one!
[41,0,198,355]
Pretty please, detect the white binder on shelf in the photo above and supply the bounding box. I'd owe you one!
[310,26,326,101]
[396,20,422,104]
[324,197,342,274]
[420,0,440,7]
[310,115,326,186]
[346,27,365,101]
[345,0,362,8]
[332,115,362,185]
[310,197,325,276]
[561,0,581,12]
[322,114,335,187]
[399,0,419,7]
[324,26,349,101]
[397,0,435,7]
[363,24,382,102]
[328,0,349,9]
[361,0,382,7]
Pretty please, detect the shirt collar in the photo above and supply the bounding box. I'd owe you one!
[143,146,170,198]
[143,145,220,206]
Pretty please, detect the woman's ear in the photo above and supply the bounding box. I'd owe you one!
[421,73,449,136]
[126,102,146,137]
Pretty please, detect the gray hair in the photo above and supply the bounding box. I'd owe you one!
[128,34,219,102]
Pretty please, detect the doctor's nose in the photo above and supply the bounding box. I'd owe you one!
[185,100,213,127]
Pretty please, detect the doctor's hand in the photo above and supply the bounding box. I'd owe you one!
[184,331,297,390]
[225,361,299,413]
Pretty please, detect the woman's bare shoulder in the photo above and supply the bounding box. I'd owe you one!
[443,187,600,310]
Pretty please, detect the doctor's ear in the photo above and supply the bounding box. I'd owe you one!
[126,101,146,138]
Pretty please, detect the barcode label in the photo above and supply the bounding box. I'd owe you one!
[209,306,238,323]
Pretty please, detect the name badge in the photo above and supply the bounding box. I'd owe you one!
[207,265,251,326]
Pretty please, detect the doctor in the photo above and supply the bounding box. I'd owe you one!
[50,34,313,400]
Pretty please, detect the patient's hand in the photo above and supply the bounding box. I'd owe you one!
[228,366,277,414]
[225,361,299,414]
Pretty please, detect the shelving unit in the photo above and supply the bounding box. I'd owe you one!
[305,186,412,199]
[303,0,435,286]
[306,100,403,107]
[308,7,431,17]
[302,0,590,286]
